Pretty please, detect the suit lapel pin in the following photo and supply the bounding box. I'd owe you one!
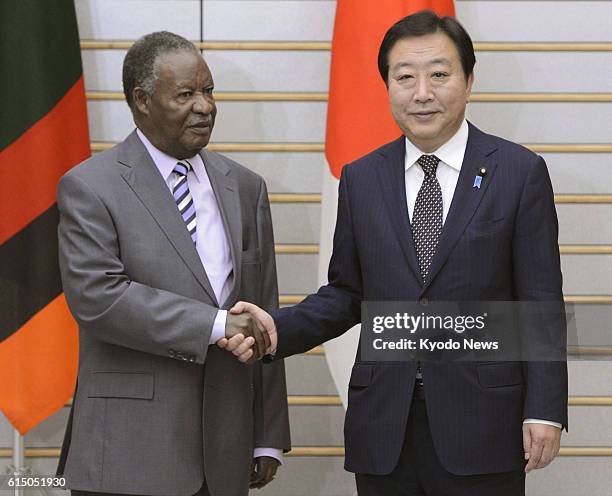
[473,167,487,189]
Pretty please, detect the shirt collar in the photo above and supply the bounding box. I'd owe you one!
[136,128,204,183]
[404,119,469,172]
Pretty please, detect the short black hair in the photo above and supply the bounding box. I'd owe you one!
[122,31,198,109]
[377,10,475,84]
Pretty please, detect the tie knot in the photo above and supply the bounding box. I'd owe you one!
[417,154,440,177]
[174,161,191,177]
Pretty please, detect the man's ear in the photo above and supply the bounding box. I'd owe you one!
[133,87,150,115]
[465,72,475,102]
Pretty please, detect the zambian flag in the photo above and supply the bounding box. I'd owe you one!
[0,0,89,434]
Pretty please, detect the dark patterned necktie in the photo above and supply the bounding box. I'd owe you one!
[173,161,197,245]
[411,154,442,282]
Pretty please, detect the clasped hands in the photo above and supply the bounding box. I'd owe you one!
[218,302,277,363]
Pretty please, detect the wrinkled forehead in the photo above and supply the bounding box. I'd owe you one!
[154,49,213,86]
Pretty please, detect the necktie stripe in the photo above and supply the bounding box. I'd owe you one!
[175,163,189,176]
[174,190,190,209]
[183,205,196,224]
[173,161,197,245]
[173,181,189,200]
[177,194,193,213]
[173,175,187,189]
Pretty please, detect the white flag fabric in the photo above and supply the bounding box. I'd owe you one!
[319,170,360,409]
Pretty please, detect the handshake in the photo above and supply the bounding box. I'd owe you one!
[218,302,276,364]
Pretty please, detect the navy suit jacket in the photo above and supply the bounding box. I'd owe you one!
[274,122,568,476]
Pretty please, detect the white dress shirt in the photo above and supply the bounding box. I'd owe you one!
[137,129,283,461]
[404,119,468,224]
[403,121,562,431]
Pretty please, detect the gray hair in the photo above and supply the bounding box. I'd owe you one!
[122,31,198,110]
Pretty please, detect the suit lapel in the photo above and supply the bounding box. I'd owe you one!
[375,137,422,283]
[201,149,242,307]
[422,123,499,293]
[117,131,218,303]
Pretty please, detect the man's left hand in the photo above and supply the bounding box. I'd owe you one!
[249,456,280,489]
[523,423,561,473]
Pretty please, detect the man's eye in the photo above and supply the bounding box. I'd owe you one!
[432,72,448,78]
[180,91,192,98]
[398,74,413,81]
[204,87,214,94]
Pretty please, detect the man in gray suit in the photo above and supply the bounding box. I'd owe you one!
[56,31,290,496]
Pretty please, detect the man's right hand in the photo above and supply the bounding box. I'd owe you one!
[218,302,277,363]
[223,312,270,363]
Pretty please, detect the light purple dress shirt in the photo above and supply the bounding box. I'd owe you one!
[137,129,283,462]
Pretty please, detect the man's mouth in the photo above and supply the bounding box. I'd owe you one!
[411,111,439,121]
[187,122,211,133]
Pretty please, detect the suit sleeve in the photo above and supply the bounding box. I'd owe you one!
[252,179,291,451]
[512,156,568,428]
[273,164,362,358]
[57,172,219,364]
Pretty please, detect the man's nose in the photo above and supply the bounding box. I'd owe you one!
[192,93,214,114]
[413,77,434,103]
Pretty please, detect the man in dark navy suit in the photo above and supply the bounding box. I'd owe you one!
[224,11,567,496]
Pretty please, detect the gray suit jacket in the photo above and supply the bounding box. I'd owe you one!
[56,131,290,496]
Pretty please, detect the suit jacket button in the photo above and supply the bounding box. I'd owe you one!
[168,349,176,358]
[420,298,429,306]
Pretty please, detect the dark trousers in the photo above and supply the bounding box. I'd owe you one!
[71,481,210,496]
[355,389,525,496]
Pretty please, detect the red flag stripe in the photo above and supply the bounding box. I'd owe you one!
[0,294,78,434]
[0,76,90,245]
[325,0,455,179]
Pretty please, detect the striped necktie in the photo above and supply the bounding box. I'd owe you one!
[173,160,197,245]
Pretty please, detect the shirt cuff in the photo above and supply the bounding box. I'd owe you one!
[253,448,283,464]
[209,310,227,344]
[523,419,562,429]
